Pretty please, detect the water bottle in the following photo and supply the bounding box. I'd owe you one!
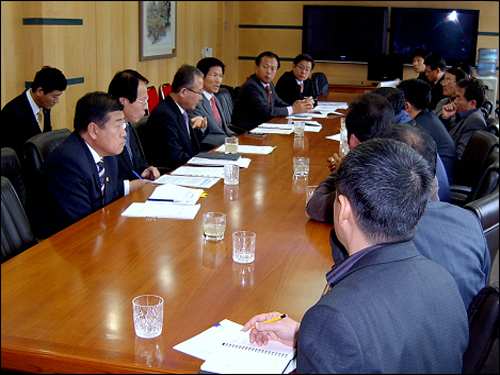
[339,118,349,157]
[477,48,498,77]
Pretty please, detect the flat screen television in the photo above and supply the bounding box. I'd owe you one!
[367,54,404,81]
[389,8,480,67]
[302,5,388,63]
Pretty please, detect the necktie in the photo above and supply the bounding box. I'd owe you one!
[97,159,105,203]
[266,85,271,103]
[299,82,303,93]
[37,108,44,131]
[124,123,133,163]
[182,111,191,139]
[210,96,222,124]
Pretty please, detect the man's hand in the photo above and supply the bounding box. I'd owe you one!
[191,116,207,129]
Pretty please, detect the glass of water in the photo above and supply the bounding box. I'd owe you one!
[203,212,226,241]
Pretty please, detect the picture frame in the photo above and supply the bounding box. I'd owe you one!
[139,1,176,60]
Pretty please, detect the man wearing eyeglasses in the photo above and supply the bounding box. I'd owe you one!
[187,57,237,150]
[423,53,447,111]
[275,54,316,106]
[108,69,160,194]
[433,67,467,118]
[142,64,207,169]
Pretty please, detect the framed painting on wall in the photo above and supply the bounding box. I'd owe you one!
[139,1,176,60]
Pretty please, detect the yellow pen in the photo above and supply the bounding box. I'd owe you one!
[250,314,286,330]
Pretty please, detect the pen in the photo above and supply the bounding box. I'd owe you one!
[147,198,175,202]
[132,170,143,180]
[250,314,287,330]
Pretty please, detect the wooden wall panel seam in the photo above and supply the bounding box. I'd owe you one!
[23,18,83,25]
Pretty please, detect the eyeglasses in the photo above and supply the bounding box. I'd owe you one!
[186,87,204,97]
[136,98,149,105]
[296,65,312,73]
[441,79,456,85]
[208,73,224,79]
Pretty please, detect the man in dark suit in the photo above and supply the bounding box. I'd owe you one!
[188,57,236,150]
[433,67,467,118]
[107,69,160,194]
[1,66,67,159]
[424,53,447,111]
[243,139,468,373]
[231,51,313,134]
[142,64,207,169]
[29,91,126,239]
[398,78,458,184]
[275,53,316,106]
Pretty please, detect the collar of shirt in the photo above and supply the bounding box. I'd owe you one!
[202,90,214,101]
[173,99,187,117]
[458,108,476,120]
[83,140,103,165]
[325,243,386,287]
[26,89,42,119]
[259,81,270,90]
[295,78,303,86]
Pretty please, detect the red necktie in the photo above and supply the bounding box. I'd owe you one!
[210,96,222,124]
[266,85,271,103]
[299,82,303,93]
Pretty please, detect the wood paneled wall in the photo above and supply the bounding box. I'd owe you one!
[1,1,498,131]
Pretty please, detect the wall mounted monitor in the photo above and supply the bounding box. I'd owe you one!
[302,5,389,63]
[367,54,404,81]
[389,8,480,67]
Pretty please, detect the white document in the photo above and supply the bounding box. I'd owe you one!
[258,123,294,130]
[171,166,226,178]
[188,157,251,168]
[286,114,313,120]
[326,133,341,141]
[215,145,276,155]
[121,202,201,219]
[316,101,349,109]
[249,128,293,135]
[377,78,401,88]
[148,183,204,204]
[153,175,220,189]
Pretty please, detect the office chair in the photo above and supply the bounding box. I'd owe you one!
[450,130,499,206]
[159,83,172,100]
[482,100,494,118]
[1,147,27,207]
[1,176,37,263]
[311,72,330,101]
[462,282,499,374]
[147,86,160,114]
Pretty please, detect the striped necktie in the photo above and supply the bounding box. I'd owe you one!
[124,123,134,163]
[210,96,222,124]
[182,111,191,139]
[37,108,44,131]
[97,159,105,203]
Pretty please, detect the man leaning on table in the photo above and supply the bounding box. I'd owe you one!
[243,138,468,373]
[231,51,313,134]
[28,91,126,239]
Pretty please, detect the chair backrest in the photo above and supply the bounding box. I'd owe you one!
[159,83,172,100]
[130,116,149,160]
[486,119,499,137]
[456,130,499,187]
[147,86,160,114]
[311,72,330,100]
[465,185,499,263]
[462,282,499,374]
[1,176,37,263]
[472,150,499,202]
[1,147,27,207]
[23,129,71,184]
[482,100,495,117]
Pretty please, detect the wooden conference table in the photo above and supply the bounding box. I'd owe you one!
[1,112,345,373]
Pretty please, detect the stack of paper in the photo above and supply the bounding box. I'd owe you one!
[188,156,251,168]
[171,166,226,178]
[153,174,220,189]
[215,145,276,154]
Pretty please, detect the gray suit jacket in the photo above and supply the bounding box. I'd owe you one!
[298,241,469,373]
[187,88,235,150]
[448,109,487,160]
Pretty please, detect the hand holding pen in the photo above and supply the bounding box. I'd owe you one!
[242,311,300,348]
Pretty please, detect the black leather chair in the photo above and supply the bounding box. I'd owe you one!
[23,128,71,183]
[311,72,330,101]
[451,130,499,206]
[1,147,27,207]
[1,176,37,263]
[464,186,499,265]
[462,282,499,374]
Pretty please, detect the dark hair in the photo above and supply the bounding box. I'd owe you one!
[445,67,467,83]
[73,91,124,133]
[196,57,226,76]
[345,92,395,142]
[424,53,447,71]
[457,78,486,108]
[31,66,67,93]
[398,79,432,111]
[293,53,315,70]
[374,124,438,178]
[171,64,204,93]
[412,48,432,61]
[455,61,473,77]
[372,87,406,115]
[255,51,281,69]
[108,69,149,104]
[333,138,433,244]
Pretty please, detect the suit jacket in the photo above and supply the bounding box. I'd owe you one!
[142,95,201,169]
[1,90,51,159]
[414,108,458,184]
[29,131,120,238]
[298,241,469,373]
[428,74,446,111]
[433,97,453,119]
[275,70,314,105]
[448,109,487,160]
[231,74,290,133]
[187,89,235,151]
[117,122,149,180]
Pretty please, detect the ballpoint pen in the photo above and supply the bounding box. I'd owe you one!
[132,170,143,180]
[250,314,287,330]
